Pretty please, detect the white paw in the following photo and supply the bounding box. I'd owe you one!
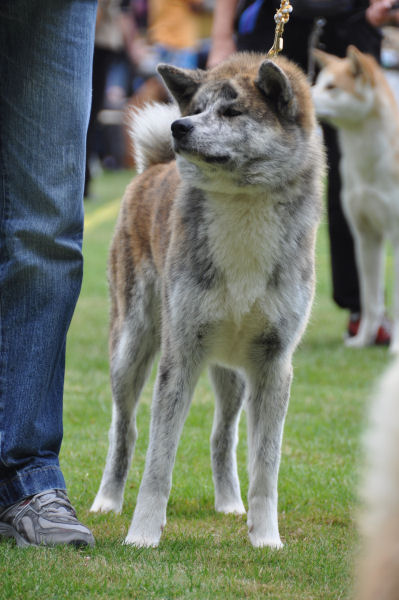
[248,531,284,549]
[215,499,246,515]
[90,494,122,514]
[124,534,160,548]
[345,334,370,348]
[247,498,282,548]
[124,499,166,548]
[124,524,163,548]
[389,341,399,354]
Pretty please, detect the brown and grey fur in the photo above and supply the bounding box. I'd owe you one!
[91,52,325,547]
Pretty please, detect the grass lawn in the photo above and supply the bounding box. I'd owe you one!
[0,169,395,599]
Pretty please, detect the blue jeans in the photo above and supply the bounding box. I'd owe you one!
[0,0,97,506]
[154,45,198,70]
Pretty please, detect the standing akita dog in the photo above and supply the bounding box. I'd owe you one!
[91,52,324,548]
[312,46,399,353]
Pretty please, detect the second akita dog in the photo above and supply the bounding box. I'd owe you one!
[312,46,399,353]
[91,53,324,547]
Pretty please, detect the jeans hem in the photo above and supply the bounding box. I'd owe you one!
[0,465,66,507]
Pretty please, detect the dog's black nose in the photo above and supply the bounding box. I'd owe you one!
[171,119,194,140]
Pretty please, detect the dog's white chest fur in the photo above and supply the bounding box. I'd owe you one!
[339,123,399,238]
[205,192,280,321]
[192,192,287,368]
[209,303,268,368]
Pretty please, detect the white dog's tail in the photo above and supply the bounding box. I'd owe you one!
[128,102,180,174]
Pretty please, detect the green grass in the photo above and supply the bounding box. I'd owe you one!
[0,169,395,599]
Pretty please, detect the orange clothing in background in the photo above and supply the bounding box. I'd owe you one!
[148,0,203,50]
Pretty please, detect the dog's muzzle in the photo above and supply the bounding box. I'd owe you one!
[171,117,230,165]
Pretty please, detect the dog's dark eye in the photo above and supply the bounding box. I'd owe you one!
[326,83,336,90]
[223,107,242,117]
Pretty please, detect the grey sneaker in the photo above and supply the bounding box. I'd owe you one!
[0,489,95,547]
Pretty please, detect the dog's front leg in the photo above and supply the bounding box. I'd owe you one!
[246,357,292,548]
[346,232,385,348]
[125,352,201,547]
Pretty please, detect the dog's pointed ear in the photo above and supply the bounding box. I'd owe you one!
[256,60,297,118]
[157,64,205,112]
[313,48,338,69]
[346,45,375,84]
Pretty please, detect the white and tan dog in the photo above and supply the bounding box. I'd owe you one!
[312,46,399,353]
[91,53,324,548]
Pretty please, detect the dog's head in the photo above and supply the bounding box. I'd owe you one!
[157,53,318,190]
[312,46,378,127]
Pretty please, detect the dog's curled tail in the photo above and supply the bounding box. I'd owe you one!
[128,102,180,174]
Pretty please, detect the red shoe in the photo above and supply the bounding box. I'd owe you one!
[347,312,361,337]
[347,313,391,346]
[375,316,391,345]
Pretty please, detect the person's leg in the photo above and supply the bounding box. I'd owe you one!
[323,123,361,313]
[0,0,97,507]
[85,46,112,197]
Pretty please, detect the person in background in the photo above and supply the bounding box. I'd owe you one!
[208,0,399,343]
[149,0,204,69]
[0,0,97,547]
[122,0,207,167]
[85,0,138,196]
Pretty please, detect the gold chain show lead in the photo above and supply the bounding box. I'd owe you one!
[268,0,293,57]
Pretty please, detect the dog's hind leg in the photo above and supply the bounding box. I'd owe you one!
[246,356,292,548]
[209,365,246,515]
[91,292,159,515]
[346,232,385,348]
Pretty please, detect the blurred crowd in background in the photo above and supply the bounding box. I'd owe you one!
[85,0,399,198]
[85,0,215,196]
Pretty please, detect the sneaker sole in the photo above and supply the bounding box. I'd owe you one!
[0,522,33,547]
[0,521,94,548]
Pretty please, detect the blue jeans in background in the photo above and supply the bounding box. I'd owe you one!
[0,0,97,506]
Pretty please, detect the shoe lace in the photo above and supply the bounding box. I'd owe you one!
[34,490,77,519]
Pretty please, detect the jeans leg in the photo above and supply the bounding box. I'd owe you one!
[0,0,97,506]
